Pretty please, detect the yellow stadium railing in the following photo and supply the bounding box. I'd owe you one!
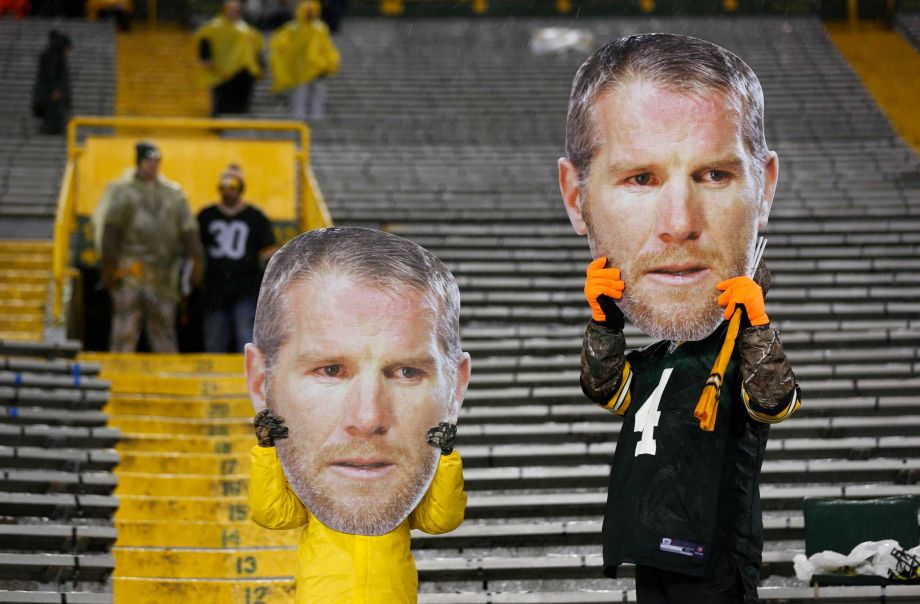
[51,115,332,330]
[51,160,77,326]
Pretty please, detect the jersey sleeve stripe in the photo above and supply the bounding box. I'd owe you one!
[742,386,801,424]
[601,363,632,416]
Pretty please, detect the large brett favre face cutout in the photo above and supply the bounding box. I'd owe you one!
[255,272,469,536]
[561,79,778,341]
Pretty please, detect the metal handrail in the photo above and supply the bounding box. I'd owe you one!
[51,161,76,324]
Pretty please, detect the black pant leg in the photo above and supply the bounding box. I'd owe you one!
[635,565,671,604]
[636,555,746,604]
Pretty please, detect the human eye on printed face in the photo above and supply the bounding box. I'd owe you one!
[694,158,744,187]
[386,357,437,384]
[624,172,656,187]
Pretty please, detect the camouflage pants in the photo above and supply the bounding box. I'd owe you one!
[109,284,178,353]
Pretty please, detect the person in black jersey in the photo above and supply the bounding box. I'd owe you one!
[558,34,802,603]
[198,164,278,353]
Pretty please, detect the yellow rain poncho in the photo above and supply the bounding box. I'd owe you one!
[249,445,467,603]
[269,1,340,93]
[193,13,264,89]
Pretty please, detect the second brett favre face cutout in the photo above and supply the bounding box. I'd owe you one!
[253,271,469,536]
[561,79,778,341]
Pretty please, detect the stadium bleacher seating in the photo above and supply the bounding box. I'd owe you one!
[1,9,919,603]
[0,18,114,239]
[0,339,116,603]
[252,15,920,601]
[896,11,920,50]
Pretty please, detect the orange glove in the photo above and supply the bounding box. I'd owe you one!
[584,257,625,326]
[717,276,769,326]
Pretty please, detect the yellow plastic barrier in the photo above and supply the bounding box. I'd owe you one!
[75,137,297,220]
[52,116,332,326]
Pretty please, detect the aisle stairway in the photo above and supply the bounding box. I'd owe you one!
[0,240,53,342]
[80,353,298,602]
[827,22,920,154]
[115,27,209,118]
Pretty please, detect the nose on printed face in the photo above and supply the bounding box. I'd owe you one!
[655,182,703,244]
[343,375,393,438]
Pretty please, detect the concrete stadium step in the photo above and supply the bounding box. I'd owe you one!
[111,482,920,525]
[0,524,115,553]
[109,457,920,499]
[415,587,920,603]
[105,409,920,446]
[0,492,118,519]
[0,469,117,495]
[0,387,109,410]
[99,389,920,426]
[0,372,109,391]
[114,435,920,475]
[112,434,920,477]
[0,341,80,360]
[0,446,118,472]
[0,552,113,583]
[115,28,209,118]
[0,591,112,603]
[0,359,100,378]
[0,424,120,448]
[0,408,109,428]
[109,511,816,549]
[107,578,920,603]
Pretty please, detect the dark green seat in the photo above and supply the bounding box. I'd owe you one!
[803,496,919,586]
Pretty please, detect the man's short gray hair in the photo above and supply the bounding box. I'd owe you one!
[565,33,769,188]
[253,227,462,376]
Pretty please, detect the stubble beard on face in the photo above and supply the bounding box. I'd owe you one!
[276,438,439,536]
[582,196,756,342]
[268,393,442,536]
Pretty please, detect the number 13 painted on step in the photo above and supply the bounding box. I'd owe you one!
[633,368,671,457]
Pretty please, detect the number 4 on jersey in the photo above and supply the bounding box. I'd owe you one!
[633,368,672,457]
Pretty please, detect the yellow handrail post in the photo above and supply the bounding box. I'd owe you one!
[51,162,76,325]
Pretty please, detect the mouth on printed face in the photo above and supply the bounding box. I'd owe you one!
[643,263,711,286]
[326,457,397,480]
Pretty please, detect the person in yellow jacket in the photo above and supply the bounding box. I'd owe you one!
[269,0,340,121]
[244,227,472,602]
[194,0,264,116]
[251,418,465,602]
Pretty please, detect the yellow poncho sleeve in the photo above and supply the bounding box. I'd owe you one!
[408,450,467,534]
[249,445,309,530]
[194,16,263,89]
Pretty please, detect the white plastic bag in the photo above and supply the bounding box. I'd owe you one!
[793,539,913,582]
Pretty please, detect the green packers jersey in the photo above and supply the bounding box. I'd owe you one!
[602,322,769,595]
